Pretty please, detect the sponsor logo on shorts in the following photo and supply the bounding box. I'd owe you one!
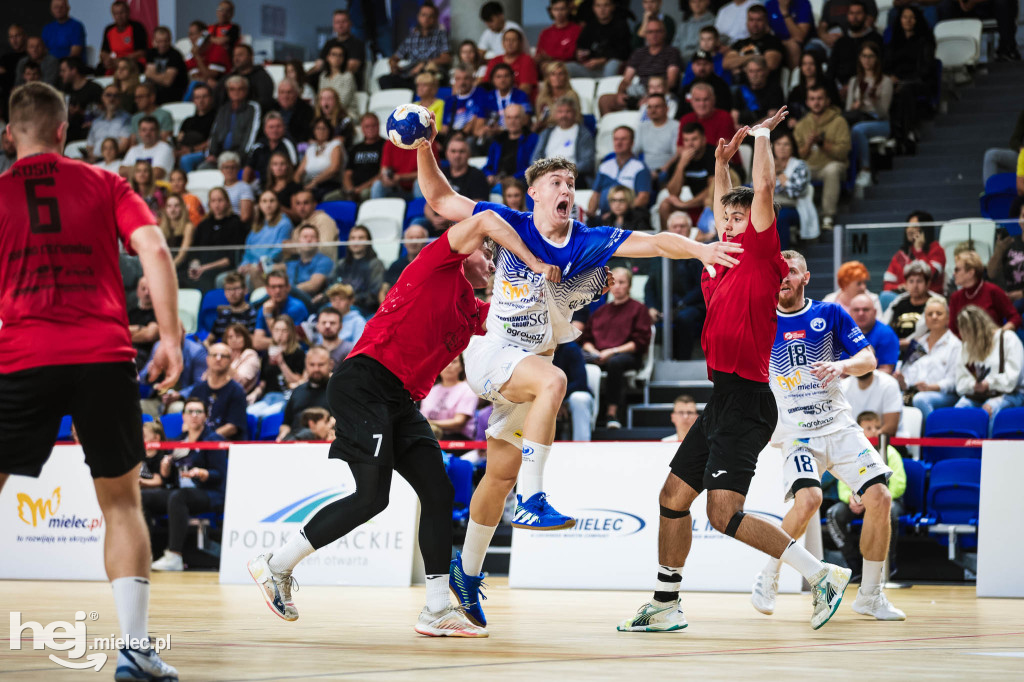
[783,330,807,340]
[810,317,826,332]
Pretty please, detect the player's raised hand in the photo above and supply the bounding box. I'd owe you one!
[810,360,846,388]
[751,106,789,133]
[715,126,749,164]
[601,266,614,295]
[699,241,744,277]
[149,337,184,392]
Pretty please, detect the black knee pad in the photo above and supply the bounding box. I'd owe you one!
[660,504,690,519]
[724,511,746,538]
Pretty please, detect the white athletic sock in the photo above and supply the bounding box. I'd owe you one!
[425,574,450,612]
[111,577,150,649]
[461,519,498,576]
[780,540,825,582]
[517,440,551,500]
[764,556,783,575]
[269,529,315,573]
[653,565,683,606]
[861,559,884,591]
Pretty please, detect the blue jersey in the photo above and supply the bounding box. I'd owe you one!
[472,201,630,352]
[770,299,871,437]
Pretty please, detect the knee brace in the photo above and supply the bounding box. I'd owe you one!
[660,505,690,519]
[724,511,746,538]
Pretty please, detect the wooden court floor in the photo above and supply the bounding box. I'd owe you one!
[2,574,1022,680]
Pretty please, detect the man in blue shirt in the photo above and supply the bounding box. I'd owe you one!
[181,343,249,440]
[42,0,86,60]
[252,271,309,351]
[588,126,652,215]
[846,292,899,373]
[285,225,334,298]
[765,0,814,68]
[450,65,489,139]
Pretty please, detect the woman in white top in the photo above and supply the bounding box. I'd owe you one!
[294,118,344,202]
[95,136,123,174]
[845,42,894,189]
[218,151,254,223]
[317,43,357,115]
[953,305,1024,422]
[772,131,818,245]
[897,298,962,420]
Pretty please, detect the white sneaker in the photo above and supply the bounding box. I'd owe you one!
[617,600,688,632]
[114,646,179,681]
[150,551,183,572]
[855,170,873,188]
[851,587,906,621]
[247,553,299,621]
[414,605,489,637]
[751,569,779,615]
[810,563,852,629]
[821,216,835,231]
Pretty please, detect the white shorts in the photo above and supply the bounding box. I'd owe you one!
[780,425,892,501]
[463,335,553,446]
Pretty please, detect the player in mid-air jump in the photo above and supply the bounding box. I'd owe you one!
[415,116,744,630]
[751,250,905,622]
[619,108,853,633]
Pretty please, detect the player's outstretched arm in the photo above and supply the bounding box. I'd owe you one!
[447,209,561,283]
[131,225,183,391]
[713,126,748,240]
[417,111,477,223]
[811,347,876,388]
[613,231,743,278]
[749,107,789,233]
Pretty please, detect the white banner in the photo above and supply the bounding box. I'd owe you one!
[218,444,418,586]
[510,442,801,593]
[977,441,1024,598]
[0,447,107,581]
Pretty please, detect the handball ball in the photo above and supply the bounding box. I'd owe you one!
[386,104,432,150]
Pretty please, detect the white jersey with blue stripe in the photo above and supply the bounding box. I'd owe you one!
[770,299,872,438]
[472,201,630,353]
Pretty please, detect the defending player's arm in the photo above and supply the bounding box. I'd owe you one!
[446,209,562,283]
[748,107,789,233]
[417,112,477,223]
[613,230,743,277]
[811,346,877,389]
[712,126,747,241]
[131,225,183,391]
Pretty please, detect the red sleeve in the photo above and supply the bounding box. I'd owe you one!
[381,142,395,169]
[883,252,904,291]
[536,29,554,58]
[580,314,596,346]
[518,56,538,85]
[629,302,652,353]
[110,172,157,255]
[949,291,963,337]
[928,241,946,275]
[101,26,113,52]
[747,217,781,258]
[484,57,499,82]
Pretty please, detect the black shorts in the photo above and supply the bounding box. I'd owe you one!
[670,371,778,496]
[327,355,440,468]
[0,362,145,478]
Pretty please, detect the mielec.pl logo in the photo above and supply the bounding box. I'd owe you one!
[17,486,104,531]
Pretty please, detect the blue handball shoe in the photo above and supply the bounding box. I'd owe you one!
[449,551,488,627]
[511,491,576,531]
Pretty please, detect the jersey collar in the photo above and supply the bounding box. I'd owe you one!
[777,298,812,317]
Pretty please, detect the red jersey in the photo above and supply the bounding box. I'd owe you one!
[380,141,438,190]
[484,54,539,91]
[349,232,489,400]
[700,218,788,382]
[0,154,156,374]
[678,109,737,148]
[102,21,148,67]
[537,23,582,62]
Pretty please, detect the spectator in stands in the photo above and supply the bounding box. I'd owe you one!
[183,21,225,88]
[308,306,352,368]
[59,56,101,142]
[218,43,275,112]
[766,0,815,68]
[99,1,147,75]
[816,0,879,47]
[95,136,123,174]
[420,355,478,440]
[581,267,653,428]
[187,187,247,290]
[265,152,303,222]
[325,283,367,347]
[414,72,449,139]
[0,25,27,97]
[644,212,707,357]
[595,185,651,230]
[456,40,488,84]
[139,323,208,410]
[716,0,758,45]
[485,28,539,99]
[533,61,580,132]
[988,198,1024,314]
[568,0,633,78]
[481,63,533,136]
[897,297,961,419]
[787,51,841,122]
[285,60,316,101]
[253,272,309,351]
[443,134,490,201]
[128,276,158,370]
[111,57,139,112]
[314,10,365,89]
[139,422,166,489]
[981,110,1023,185]
[884,6,935,155]
[730,55,785,126]
[883,211,945,293]
[659,121,715,227]
[381,227,430,292]
[276,78,314,145]
[678,83,737,161]
[954,305,1024,420]
[771,129,818,247]
[599,17,682,115]
[380,2,451,90]
[849,292,900,373]
[639,73,680,122]
[503,179,528,211]
[285,224,334,298]
[243,112,298,187]
[18,60,43,86]
[159,195,194,272]
[250,314,305,409]
[675,0,716,60]
[121,117,174,179]
[208,272,257,344]
[950,250,1023,336]
[680,48,732,117]
[285,407,336,442]
[205,76,261,167]
[342,113,385,202]
[130,159,166,215]
[794,84,850,230]
[86,85,130,161]
[553,341,594,442]
[478,1,528,59]
[882,260,945,345]
[129,83,174,145]
[223,323,261,394]
[296,118,344,202]
[290,190,339,259]
[530,98,591,182]
[845,41,892,189]
[635,93,679,188]
[144,26,187,104]
[145,397,228,573]
[536,0,582,68]
[17,37,58,87]
[825,259,885,316]
[450,65,489,140]
[724,5,785,85]
[218,151,254,223]
[277,346,333,441]
[330,225,385,316]
[176,84,217,173]
[829,2,883,97]
[238,190,293,283]
[210,1,241,54]
[633,0,676,48]
[842,368,906,437]
[372,136,430,200]
[182,342,250,439]
[663,394,699,441]
[318,43,357,117]
[169,169,205,225]
[939,0,1019,61]
[42,0,85,60]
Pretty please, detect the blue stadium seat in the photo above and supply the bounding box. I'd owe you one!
[925,458,981,525]
[979,172,1017,221]
[247,413,259,441]
[57,415,73,441]
[198,288,228,336]
[444,452,475,524]
[922,406,987,464]
[991,406,1024,439]
[141,414,154,423]
[898,458,927,530]
[259,411,285,441]
[404,197,426,228]
[317,201,357,231]
[161,413,183,440]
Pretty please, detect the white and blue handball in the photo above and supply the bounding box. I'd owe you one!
[386,103,432,150]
